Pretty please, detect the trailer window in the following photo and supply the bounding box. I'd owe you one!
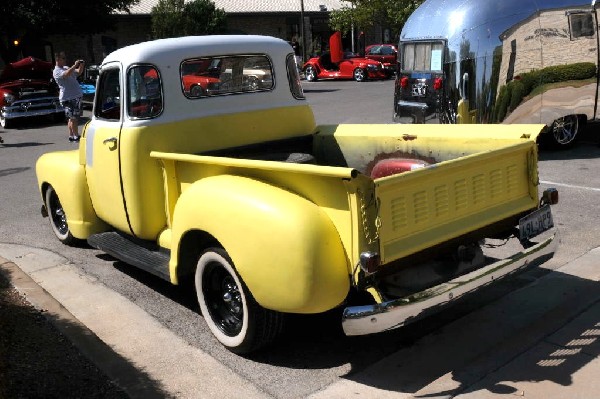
[402,42,444,72]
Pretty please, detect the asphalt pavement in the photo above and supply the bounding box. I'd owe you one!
[1,241,599,398]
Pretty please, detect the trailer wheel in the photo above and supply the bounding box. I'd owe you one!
[353,68,367,82]
[195,247,284,354]
[45,185,75,245]
[548,115,580,148]
[304,66,317,82]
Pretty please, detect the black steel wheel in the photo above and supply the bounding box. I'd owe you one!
[195,248,283,354]
[45,185,75,244]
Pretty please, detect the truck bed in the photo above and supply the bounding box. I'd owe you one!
[152,123,545,273]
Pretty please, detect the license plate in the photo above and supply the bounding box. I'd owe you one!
[519,204,554,241]
[412,84,427,97]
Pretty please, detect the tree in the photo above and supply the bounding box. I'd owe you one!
[329,0,424,44]
[151,0,227,39]
[0,0,139,64]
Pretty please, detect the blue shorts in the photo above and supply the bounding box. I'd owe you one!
[61,97,82,119]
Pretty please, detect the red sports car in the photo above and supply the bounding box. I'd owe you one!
[302,31,386,82]
[302,51,386,82]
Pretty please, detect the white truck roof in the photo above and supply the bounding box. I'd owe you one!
[103,35,293,66]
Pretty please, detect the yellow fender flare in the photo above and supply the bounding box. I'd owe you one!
[36,150,108,239]
[170,175,350,314]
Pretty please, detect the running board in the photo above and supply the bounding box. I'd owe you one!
[88,232,171,282]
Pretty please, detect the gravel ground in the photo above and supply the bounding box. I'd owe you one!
[0,270,129,399]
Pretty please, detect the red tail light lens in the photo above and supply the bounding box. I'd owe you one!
[433,77,443,90]
[400,77,409,88]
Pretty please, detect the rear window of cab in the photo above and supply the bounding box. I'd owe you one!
[180,54,274,98]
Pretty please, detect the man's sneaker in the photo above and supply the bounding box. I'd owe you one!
[74,135,80,142]
[68,136,75,142]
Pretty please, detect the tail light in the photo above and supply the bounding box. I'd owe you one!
[433,77,443,90]
[400,76,409,88]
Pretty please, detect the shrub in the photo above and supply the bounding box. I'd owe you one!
[509,80,526,112]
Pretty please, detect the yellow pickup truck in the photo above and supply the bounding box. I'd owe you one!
[36,35,558,354]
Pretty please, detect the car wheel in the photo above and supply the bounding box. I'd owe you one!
[45,185,75,245]
[548,115,580,148]
[190,85,204,97]
[353,68,367,82]
[195,248,284,354]
[304,66,317,82]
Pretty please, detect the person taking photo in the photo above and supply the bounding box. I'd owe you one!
[53,52,85,142]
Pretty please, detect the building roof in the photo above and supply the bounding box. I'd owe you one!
[123,0,349,14]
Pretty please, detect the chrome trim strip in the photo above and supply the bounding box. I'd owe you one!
[342,229,557,336]
[396,100,429,110]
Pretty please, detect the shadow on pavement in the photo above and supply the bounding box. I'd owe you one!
[0,262,175,399]
[343,269,599,397]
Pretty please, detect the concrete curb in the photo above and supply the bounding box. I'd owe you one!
[0,244,271,399]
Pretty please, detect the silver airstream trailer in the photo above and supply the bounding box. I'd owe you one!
[394,0,599,147]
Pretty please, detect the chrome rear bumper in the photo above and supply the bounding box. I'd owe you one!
[342,230,557,336]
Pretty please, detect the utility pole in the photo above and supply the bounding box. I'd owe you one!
[300,0,306,62]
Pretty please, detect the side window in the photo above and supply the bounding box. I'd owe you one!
[569,12,595,40]
[127,65,163,119]
[286,53,305,99]
[181,55,274,98]
[95,68,121,121]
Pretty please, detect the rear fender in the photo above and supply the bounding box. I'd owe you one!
[170,175,350,314]
[36,150,108,239]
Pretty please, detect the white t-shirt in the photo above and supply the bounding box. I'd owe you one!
[53,66,83,101]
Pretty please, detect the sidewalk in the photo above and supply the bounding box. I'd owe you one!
[1,242,599,398]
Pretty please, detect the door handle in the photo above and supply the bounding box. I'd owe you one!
[103,137,117,145]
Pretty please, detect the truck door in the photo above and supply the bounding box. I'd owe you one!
[84,64,131,234]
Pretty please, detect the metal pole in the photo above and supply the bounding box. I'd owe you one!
[351,1,355,53]
[300,0,306,62]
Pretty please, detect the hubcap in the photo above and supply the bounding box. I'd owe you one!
[49,191,69,235]
[204,262,243,336]
[553,116,578,145]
